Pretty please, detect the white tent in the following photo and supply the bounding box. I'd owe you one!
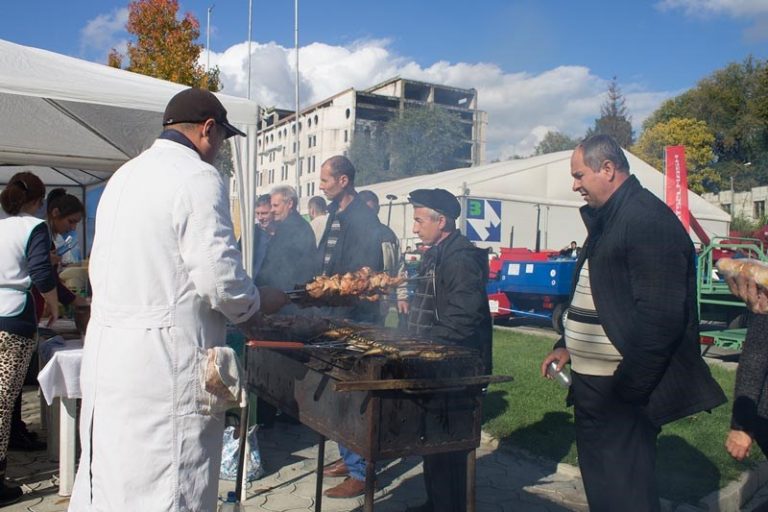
[362,150,731,251]
[0,39,260,271]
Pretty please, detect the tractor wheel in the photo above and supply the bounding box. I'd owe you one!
[552,303,566,334]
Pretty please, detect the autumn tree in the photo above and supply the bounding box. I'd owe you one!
[534,131,580,155]
[109,0,220,91]
[632,117,719,194]
[587,78,634,148]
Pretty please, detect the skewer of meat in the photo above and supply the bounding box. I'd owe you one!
[304,267,405,300]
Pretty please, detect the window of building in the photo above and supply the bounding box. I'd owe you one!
[723,204,731,214]
[755,200,765,219]
[314,115,318,125]
[308,118,312,128]
[345,108,351,119]
[344,130,348,142]
[311,182,315,195]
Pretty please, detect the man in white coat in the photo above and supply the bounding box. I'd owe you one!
[69,88,285,511]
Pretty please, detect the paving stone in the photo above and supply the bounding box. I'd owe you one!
[10,387,768,512]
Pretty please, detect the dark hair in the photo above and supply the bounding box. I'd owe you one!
[47,188,84,219]
[323,155,356,187]
[308,195,327,213]
[255,194,272,207]
[578,134,630,174]
[357,190,380,213]
[0,172,45,215]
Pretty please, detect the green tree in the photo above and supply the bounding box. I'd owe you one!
[640,57,768,189]
[386,106,466,176]
[348,125,390,186]
[534,131,580,155]
[632,117,719,194]
[109,0,221,91]
[587,78,634,147]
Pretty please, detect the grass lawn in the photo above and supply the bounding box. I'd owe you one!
[484,328,761,504]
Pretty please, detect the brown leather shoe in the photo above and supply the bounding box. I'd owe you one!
[323,460,349,477]
[323,477,366,498]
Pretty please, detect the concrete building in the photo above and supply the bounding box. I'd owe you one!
[702,185,768,221]
[249,77,487,206]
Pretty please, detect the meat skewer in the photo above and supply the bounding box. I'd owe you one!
[305,267,406,300]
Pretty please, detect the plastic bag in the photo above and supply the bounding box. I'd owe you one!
[220,425,263,482]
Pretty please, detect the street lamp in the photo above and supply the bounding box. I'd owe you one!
[386,194,397,227]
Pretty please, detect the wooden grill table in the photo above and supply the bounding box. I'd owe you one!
[246,336,511,512]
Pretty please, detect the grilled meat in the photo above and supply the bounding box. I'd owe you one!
[305,267,405,301]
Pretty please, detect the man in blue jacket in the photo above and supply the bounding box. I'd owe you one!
[541,134,725,511]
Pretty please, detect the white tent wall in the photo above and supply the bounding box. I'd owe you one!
[0,39,261,274]
[361,149,731,253]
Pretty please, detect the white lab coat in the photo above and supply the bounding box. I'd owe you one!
[69,139,260,512]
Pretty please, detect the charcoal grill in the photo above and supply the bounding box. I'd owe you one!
[246,321,510,512]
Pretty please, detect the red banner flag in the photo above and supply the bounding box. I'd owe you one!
[664,146,690,232]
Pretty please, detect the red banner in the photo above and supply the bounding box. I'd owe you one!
[664,146,690,232]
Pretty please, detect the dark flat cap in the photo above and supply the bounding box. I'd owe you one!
[408,188,461,219]
[163,88,246,138]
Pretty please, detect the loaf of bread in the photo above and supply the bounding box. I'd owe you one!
[716,258,768,288]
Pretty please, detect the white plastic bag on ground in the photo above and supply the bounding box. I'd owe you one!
[220,425,263,481]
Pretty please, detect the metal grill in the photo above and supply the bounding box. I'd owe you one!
[246,317,510,512]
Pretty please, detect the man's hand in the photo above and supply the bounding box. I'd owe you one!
[540,347,570,379]
[725,429,753,461]
[258,286,289,315]
[397,300,410,315]
[726,274,768,315]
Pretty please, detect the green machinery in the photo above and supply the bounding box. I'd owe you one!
[697,237,767,350]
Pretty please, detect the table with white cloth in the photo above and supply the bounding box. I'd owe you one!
[37,336,83,497]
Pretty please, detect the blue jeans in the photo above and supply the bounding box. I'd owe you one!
[338,444,366,481]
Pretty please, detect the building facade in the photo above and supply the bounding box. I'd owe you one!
[246,77,487,207]
[702,185,768,221]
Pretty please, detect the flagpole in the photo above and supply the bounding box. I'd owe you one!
[294,0,301,195]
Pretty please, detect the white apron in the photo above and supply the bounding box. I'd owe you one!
[69,139,260,512]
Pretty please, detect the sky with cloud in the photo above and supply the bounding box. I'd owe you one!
[3,0,767,159]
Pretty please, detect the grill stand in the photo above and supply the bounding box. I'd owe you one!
[247,346,509,511]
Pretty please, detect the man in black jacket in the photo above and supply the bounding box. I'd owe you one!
[317,156,384,323]
[405,188,492,512]
[317,156,385,499]
[540,134,725,512]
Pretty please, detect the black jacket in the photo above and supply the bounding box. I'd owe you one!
[319,194,384,275]
[556,175,725,426]
[318,194,385,322]
[255,210,318,291]
[416,231,493,374]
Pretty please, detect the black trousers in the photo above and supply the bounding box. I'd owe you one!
[572,371,661,512]
[422,450,468,512]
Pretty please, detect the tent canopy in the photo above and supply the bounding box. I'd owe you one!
[362,150,731,250]
[0,39,261,270]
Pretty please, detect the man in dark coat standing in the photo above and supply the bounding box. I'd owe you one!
[316,156,385,499]
[540,134,726,512]
[255,185,317,292]
[405,188,492,512]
